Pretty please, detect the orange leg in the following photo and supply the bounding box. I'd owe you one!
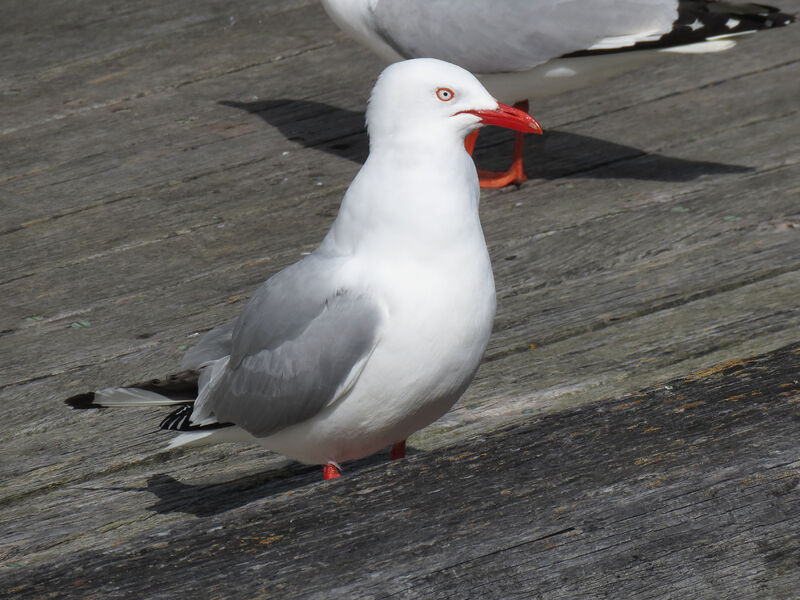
[390,441,406,460]
[323,462,341,480]
[465,100,529,189]
[465,129,480,155]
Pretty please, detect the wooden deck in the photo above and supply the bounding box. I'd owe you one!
[1,0,798,597]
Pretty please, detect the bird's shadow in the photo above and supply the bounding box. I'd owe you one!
[144,449,416,517]
[220,98,751,181]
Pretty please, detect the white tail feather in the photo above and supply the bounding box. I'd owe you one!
[660,40,736,54]
[94,387,192,407]
[165,430,218,450]
[165,426,256,450]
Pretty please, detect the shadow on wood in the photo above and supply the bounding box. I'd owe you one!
[5,343,798,599]
[219,99,752,181]
[145,469,320,517]
[143,447,420,517]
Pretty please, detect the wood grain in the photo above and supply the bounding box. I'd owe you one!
[4,345,798,599]
[0,0,798,595]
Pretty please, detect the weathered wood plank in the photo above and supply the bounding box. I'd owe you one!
[2,77,797,382]
[3,344,798,599]
[1,0,798,591]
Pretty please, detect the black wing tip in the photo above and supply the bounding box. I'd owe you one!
[160,404,194,430]
[747,7,795,27]
[677,1,795,31]
[564,3,794,59]
[65,392,102,409]
[159,404,232,432]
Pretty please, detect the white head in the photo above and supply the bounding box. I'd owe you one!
[366,58,541,146]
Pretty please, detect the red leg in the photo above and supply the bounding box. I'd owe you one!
[464,130,480,155]
[390,440,406,460]
[323,462,341,480]
[466,100,530,189]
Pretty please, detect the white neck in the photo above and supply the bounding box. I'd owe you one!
[321,134,482,259]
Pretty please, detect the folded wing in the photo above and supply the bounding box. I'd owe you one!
[370,0,679,72]
[190,256,385,438]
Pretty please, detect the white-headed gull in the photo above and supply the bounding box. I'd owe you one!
[321,0,793,187]
[66,58,542,481]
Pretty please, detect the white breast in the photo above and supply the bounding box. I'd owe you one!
[259,207,495,464]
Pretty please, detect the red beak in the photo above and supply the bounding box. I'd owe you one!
[458,103,543,134]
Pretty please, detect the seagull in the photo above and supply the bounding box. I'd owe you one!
[66,58,542,481]
[320,0,794,187]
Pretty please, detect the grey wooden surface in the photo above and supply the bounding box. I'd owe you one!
[1,0,798,596]
[4,345,800,599]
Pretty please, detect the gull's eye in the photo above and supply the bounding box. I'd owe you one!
[436,87,455,102]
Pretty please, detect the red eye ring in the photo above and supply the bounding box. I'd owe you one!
[436,87,455,102]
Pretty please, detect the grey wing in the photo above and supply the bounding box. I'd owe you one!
[228,254,350,361]
[370,0,678,72]
[181,254,335,371]
[192,256,386,438]
[180,321,235,369]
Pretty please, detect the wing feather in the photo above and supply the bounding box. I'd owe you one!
[190,255,385,438]
[181,321,235,369]
[371,0,679,72]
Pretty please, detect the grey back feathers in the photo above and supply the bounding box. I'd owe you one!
[192,284,384,439]
[181,321,235,370]
[368,0,793,73]
[370,0,679,71]
[180,253,386,438]
[228,255,351,365]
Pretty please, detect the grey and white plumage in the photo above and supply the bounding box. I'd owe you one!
[321,0,794,101]
[67,58,543,472]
